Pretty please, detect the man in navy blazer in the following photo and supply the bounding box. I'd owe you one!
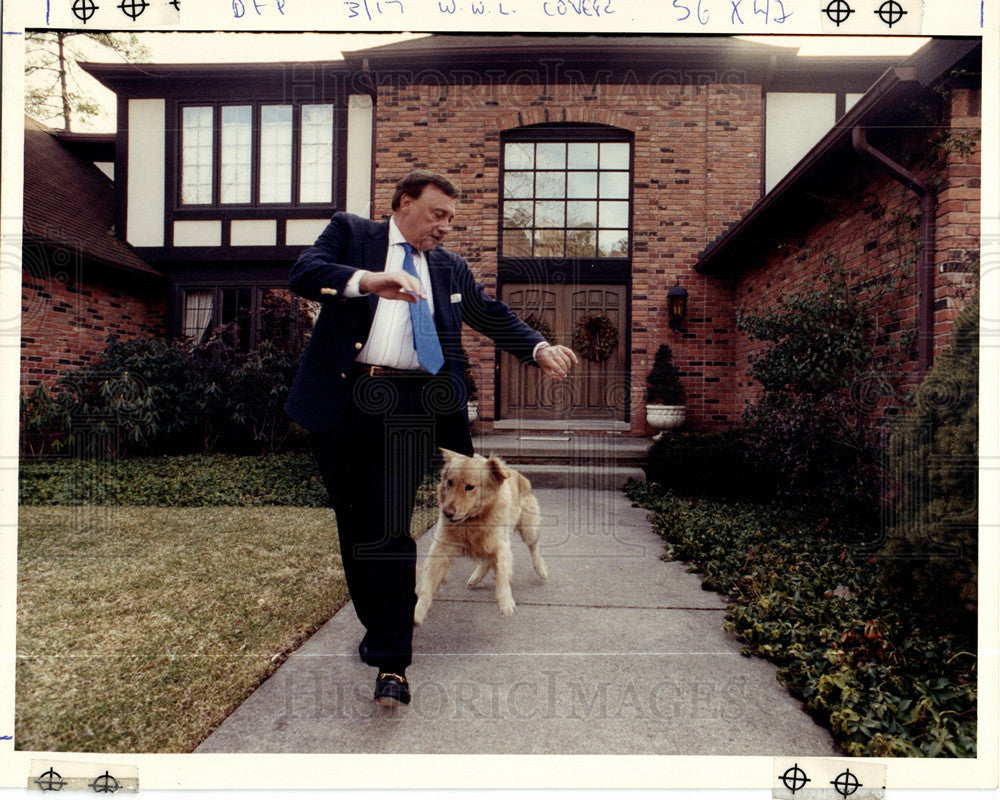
[286,171,577,707]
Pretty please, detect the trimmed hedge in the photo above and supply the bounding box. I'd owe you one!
[19,453,440,510]
[20,454,328,507]
[625,480,977,758]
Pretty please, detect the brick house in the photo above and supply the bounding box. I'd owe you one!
[46,34,979,435]
[695,38,981,422]
[21,116,166,391]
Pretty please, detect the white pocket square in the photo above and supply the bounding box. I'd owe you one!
[450,293,462,303]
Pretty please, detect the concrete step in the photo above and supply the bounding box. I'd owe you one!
[472,433,649,467]
[470,433,649,488]
[515,463,646,490]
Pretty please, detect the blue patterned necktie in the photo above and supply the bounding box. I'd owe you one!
[400,243,445,375]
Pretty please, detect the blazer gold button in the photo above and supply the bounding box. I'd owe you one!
[354,342,363,350]
[340,372,347,379]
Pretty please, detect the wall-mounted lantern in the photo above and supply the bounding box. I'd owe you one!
[667,280,688,333]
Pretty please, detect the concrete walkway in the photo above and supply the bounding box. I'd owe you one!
[196,485,840,755]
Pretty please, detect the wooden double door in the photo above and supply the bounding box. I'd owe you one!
[499,283,628,421]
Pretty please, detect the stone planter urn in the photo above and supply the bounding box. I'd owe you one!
[646,403,686,439]
[645,344,687,439]
[466,400,479,423]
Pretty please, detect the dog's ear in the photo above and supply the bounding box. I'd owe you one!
[486,454,510,484]
[439,448,461,465]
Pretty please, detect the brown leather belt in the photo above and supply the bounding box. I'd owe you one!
[352,363,431,379]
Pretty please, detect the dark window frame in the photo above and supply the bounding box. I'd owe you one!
[173,99,342,215]
[498,124,635,277]
[178,282,314,352]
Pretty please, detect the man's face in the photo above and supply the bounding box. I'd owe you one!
[395,184,456,252]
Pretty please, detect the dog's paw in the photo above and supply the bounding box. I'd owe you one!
[498,597,516,616]
[534,558,549,580]
[467,562,489,587]
[413,600,428,626]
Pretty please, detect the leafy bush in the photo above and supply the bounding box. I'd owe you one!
[644,430,773,500]
[625,480,976,758]
[19,328,307,458]
[736,264,907,518]
[879,288,978,641]
[228,340,301,454]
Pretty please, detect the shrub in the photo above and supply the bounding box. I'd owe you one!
[19,383,68,457]
[644,429,773,500]
[645,344,686,405]
[27,336,208,458]
[625,480,977,758]
[19,452,440,510]
[878,287,978,642]
[19,328,308,458]
[228,339,301,454]
[736,264,907,518]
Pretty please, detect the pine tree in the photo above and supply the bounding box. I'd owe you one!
[25,32,150,131]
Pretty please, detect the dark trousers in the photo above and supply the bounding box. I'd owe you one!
[311,369,472,673]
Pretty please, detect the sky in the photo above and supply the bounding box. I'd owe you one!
[29,32,928,133]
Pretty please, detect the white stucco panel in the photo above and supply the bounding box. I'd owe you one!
[174,220,222,247]
[346,94,374,218]
[765,93,837,193]
[231,219,277,246]
[286,218,331,246]
[126,99,166,247]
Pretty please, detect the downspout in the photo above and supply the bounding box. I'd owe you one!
[851,125,936,378]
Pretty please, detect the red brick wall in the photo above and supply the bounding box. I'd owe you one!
[372,77,763,434]
[20,252,166,391]
[731,87,981,423]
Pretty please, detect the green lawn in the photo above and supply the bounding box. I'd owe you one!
[16,504,438,753]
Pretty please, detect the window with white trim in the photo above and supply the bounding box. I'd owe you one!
[179,102,337,208]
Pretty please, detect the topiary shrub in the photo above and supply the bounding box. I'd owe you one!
[878,287,978,643]
[645,344,686,405]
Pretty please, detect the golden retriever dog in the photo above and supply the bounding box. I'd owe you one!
[414,448,548,624]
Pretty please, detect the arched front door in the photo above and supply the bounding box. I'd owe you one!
[496,124,632,422]
[500,284,627,420]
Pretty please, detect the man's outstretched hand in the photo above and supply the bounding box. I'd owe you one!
[358,270,425,303]
[536,344,578,380]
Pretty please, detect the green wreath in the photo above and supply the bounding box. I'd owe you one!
[572,314,619,363]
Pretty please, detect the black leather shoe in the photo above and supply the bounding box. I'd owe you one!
[374,672,410,707]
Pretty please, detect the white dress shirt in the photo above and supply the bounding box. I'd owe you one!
[344,217,549,369]
[346,218,433,370]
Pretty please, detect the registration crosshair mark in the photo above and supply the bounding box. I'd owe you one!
[831,768,863,798]
[71,0,99,23]
[118,0,148,18]
[779,763,811,794]
[874,0,907,26]
[823,0,855,25]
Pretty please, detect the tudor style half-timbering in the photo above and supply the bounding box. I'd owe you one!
[71,35,979,436]
[83,59,377,353]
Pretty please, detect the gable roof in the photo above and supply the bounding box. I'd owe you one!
[83,34,903,95]
[695,37,982,277]
[342,34,901,86]
[22,116,161,280]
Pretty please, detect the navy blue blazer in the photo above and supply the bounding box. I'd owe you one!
[285,212,544,435]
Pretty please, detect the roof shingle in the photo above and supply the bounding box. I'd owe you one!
[22,116,161,279]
